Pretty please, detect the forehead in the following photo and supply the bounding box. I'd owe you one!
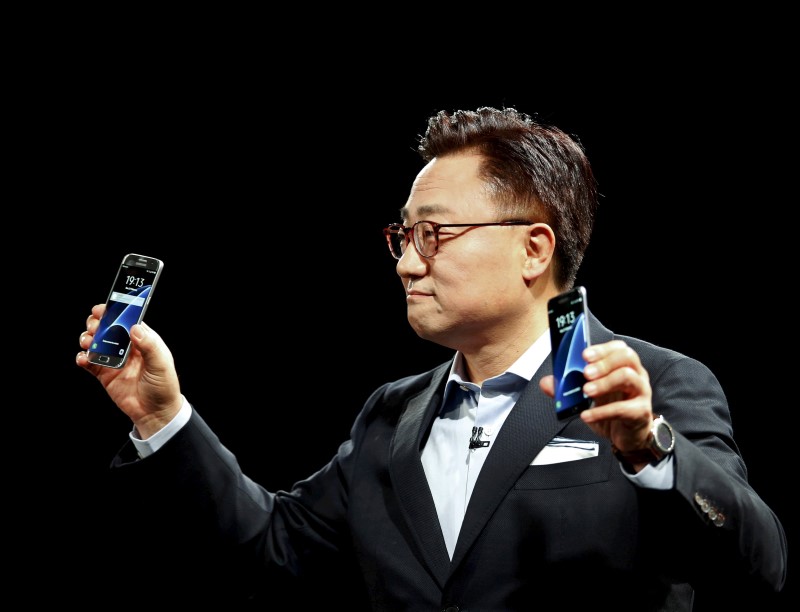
[400,153,491,222]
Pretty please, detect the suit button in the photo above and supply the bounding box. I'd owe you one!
[694,491,726,526]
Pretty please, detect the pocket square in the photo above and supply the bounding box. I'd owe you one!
[531,436,599,465]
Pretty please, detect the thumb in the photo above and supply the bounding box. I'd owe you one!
[130,321,155,353]
[539,374,555,398]
[130,320,182,418]
[130,321,176,375]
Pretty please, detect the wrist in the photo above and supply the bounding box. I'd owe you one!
[612,415,675,471]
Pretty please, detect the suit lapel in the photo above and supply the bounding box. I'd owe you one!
[389,362,452,587]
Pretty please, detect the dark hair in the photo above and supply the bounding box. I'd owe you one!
[417,107,597,290]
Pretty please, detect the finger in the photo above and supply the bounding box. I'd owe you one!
[581,395,651,424]
[76,350,94,368]
[79,331,92,350]
[87,304,106,329]
[75,350,96,371]
[85,310,102,334]
[75,350,108,380]
[583,339,629,361]
[584,344,644,381]
[539,375,555,397]
[583,365,646,400]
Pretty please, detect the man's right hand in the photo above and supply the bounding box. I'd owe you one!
[77,303,183,439]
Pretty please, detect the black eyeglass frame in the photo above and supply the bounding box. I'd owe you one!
[383,220,535,259]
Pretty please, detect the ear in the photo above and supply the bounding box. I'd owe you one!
[522,223,555,281]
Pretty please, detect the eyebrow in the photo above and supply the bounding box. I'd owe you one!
[399,204,451,222]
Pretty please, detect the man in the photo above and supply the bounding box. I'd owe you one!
[77,107,787,610]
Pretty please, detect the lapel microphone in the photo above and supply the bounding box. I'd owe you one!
[469,426,490,449]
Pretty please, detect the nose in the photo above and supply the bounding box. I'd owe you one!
[395,238,428,280]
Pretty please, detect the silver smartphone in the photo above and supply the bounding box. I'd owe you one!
[87,253,164,368]
[547,286,592,420]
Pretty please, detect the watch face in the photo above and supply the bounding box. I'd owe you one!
[654,420,675,452]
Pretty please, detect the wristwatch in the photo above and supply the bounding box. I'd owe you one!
[612,415,675,467]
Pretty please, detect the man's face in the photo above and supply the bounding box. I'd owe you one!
[396,153,534,352]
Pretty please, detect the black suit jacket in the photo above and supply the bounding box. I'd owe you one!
[106,314,787,611]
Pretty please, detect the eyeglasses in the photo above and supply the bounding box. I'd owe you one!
[383,220,535,259]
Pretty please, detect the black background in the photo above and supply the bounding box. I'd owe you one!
[16,25,796,610]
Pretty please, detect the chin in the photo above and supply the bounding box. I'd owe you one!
[408,319,452,349]
[408,318,433,341]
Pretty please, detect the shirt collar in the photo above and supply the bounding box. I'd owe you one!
[444,330,551,399]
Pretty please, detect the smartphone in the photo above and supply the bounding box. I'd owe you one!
[548,286,592,420]
[87,253,164,369]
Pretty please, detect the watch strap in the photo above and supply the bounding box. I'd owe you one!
[611,415,674,469]
[611,435,663,466]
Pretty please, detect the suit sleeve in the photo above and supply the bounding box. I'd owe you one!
[105,405,362,604]
[638,348,787,597]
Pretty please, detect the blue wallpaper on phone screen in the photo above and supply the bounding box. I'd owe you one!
[90,285,152,358]
[554,312,589,414]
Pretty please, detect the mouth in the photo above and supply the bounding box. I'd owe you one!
[407,289,431,299]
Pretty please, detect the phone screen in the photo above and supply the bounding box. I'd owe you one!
[548,286,592,419]
[88,254,163,368]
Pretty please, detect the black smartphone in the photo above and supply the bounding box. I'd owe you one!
[87,253,164,369]
[548,286,592,420]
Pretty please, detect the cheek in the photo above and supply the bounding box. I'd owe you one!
[466,246,518,286]
[443,259,515,306]
[435,240,522,302]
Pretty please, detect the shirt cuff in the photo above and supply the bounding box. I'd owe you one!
[618,454,675,490]
[130,396,192,458]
